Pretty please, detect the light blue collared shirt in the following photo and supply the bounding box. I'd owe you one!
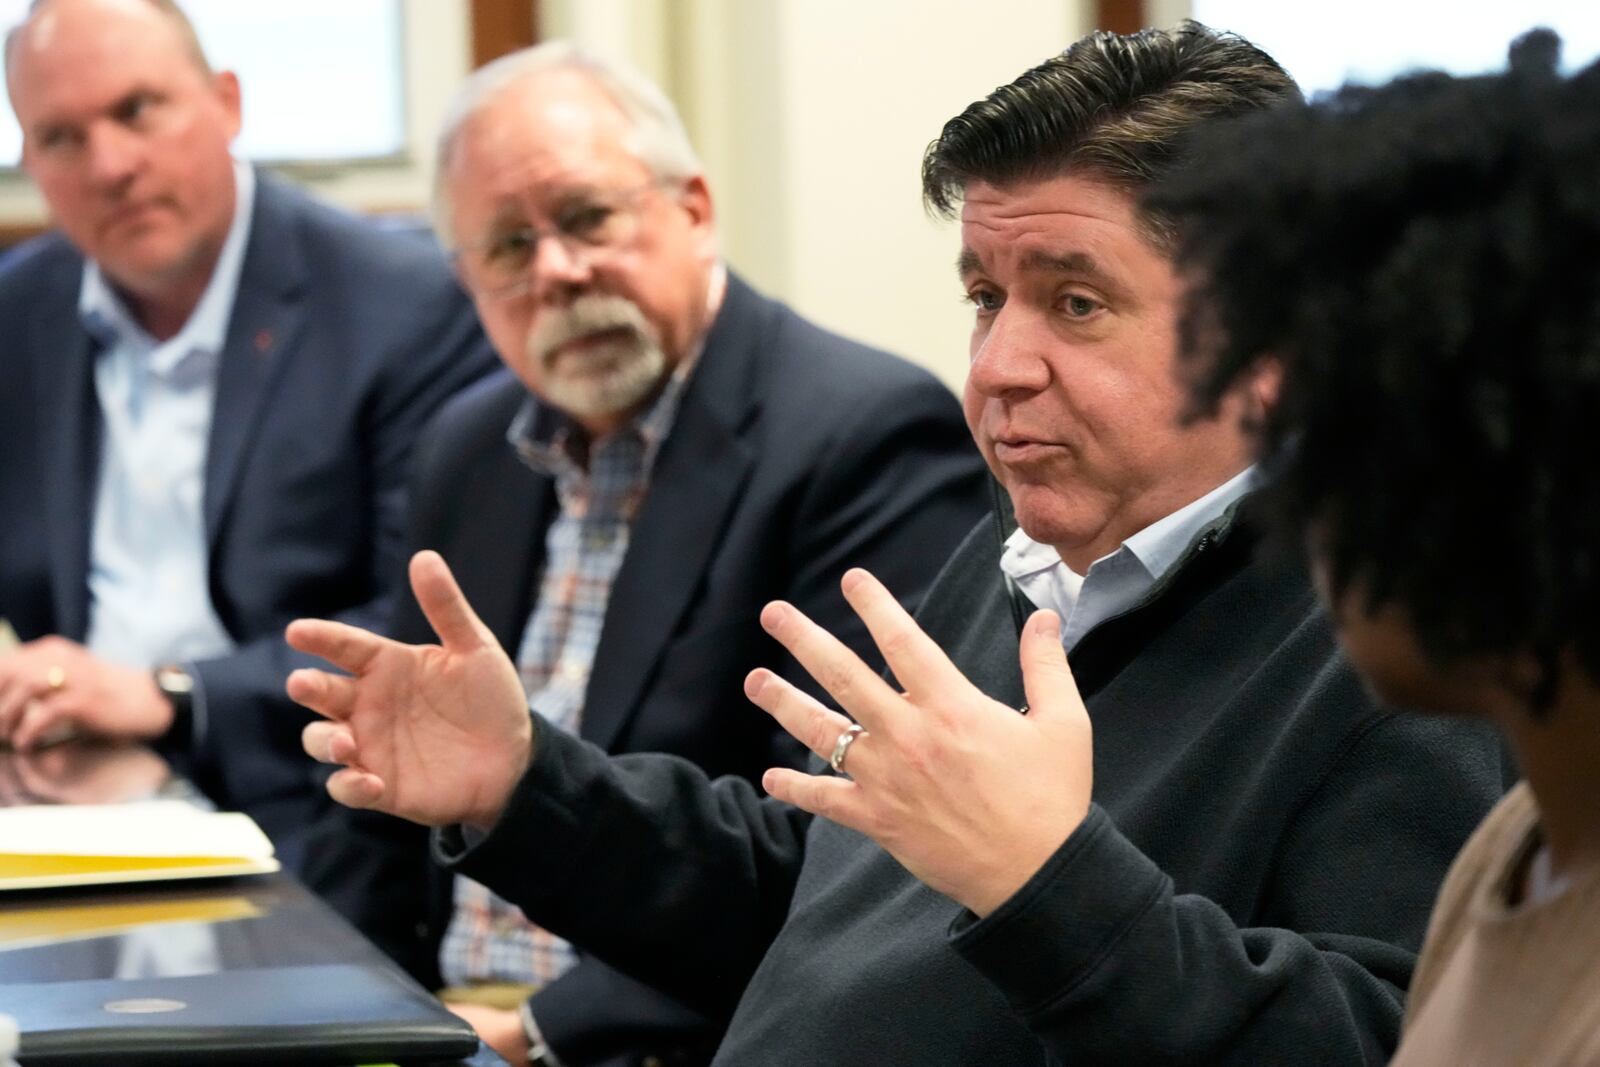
[1000,466,1257,651]
[80,161,256,681]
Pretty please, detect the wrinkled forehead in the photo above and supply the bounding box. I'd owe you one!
[960,176,1131,248]
[448,70,646,185]
[956,175,1171,278]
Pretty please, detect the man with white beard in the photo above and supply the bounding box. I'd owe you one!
[306,41,989,1067]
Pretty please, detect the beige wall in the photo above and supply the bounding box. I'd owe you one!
[544,0,1091,390]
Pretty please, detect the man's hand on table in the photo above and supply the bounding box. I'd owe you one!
[0,636,173,750]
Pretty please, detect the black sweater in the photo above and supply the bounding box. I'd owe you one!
[445,507,1508,1065]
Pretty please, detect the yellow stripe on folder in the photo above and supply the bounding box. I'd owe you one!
[0,853,255,878]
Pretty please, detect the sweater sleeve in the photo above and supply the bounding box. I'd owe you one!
[437,714,815,1020]
[952,711,1506,1065]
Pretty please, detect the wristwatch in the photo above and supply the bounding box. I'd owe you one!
[152,663,196,741]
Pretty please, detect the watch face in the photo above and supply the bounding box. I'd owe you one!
[156,667,196,695]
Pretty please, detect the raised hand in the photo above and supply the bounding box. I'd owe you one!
[287,550,532,830]
[745,567,1093,917]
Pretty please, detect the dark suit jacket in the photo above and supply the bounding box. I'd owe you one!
[0,173,497,868]
[308,273,989,1067]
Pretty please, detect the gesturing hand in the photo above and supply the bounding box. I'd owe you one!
[745,567,1093,917]
[286,550,531,830]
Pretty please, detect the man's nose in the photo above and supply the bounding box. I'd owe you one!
[967,307,1052,399]
[84,122,143,188]
[527,233,593,304]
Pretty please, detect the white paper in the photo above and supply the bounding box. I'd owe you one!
[0,801,275,859]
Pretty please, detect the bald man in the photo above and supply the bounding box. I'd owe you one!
[0,0,496,865]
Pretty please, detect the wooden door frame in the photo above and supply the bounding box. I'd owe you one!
[470,0,539,69]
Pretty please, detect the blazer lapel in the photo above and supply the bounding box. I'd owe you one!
[460,453,558,653]
[35,282,101,639]
[580,277,766,750]
[203,176,309,542]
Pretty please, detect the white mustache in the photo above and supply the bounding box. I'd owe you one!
[529,294,654,368]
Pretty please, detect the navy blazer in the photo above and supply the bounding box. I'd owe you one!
[0,173,498,865]
[307,274,990,1067]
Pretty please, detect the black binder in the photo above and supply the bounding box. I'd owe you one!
[2,962,481,1065]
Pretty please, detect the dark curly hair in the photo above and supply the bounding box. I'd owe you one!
[1150,31,1600,709]
[921,21,1298,249]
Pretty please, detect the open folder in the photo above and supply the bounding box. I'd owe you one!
[0,801,279,890]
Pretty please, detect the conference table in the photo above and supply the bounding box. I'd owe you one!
[0,741,508,1066]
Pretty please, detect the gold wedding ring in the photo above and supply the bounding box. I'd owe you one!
[45,665,66,692]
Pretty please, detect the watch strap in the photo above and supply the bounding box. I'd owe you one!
[152,663,196,745]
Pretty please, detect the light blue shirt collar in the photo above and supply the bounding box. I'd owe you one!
[77,159,256,369]
[1000,466,1257,650]
[1120,465,1257,582]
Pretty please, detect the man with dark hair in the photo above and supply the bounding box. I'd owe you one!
[0,0,495,866]
[289,23,1508,1064]
[1150,31,1600,1063]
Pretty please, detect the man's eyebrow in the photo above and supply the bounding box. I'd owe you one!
[1021,249,1109,280]
[956,248,1113,282]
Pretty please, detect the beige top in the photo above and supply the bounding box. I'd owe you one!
[1391,782,1600,1066]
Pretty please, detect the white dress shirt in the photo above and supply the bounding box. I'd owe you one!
[1000,467,1257,651]
[80,161,257,681]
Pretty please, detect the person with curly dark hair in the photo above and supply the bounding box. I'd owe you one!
[1153,30,1600,1065]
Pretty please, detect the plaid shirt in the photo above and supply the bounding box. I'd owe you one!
[438,364,692,990]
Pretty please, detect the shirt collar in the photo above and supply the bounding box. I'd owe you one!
[78,159,257,371]
[1120,465,1258,582]
[1001,465,1258,587]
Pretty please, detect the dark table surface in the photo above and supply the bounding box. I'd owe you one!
[0,742,508,1066]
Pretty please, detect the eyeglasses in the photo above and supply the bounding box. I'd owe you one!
[453,180,668,301]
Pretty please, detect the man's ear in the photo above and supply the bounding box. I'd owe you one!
[1250,355,1282,416]
[213,70,243,142]
[674,174,718,258]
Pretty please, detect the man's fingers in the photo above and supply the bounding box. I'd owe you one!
[744,669,865,770]
[839,568,969,700]
[285,619,387,676]
[0,688,27,741]
[0,669,43,738]
[759,600,900,733]
[11,702,67,752]
[303,719,357,764]
[326,766,386,810]
[761,766,871,830]
[410,551,495,653]
[286,667,359,721]
[1019,610,1086,722]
